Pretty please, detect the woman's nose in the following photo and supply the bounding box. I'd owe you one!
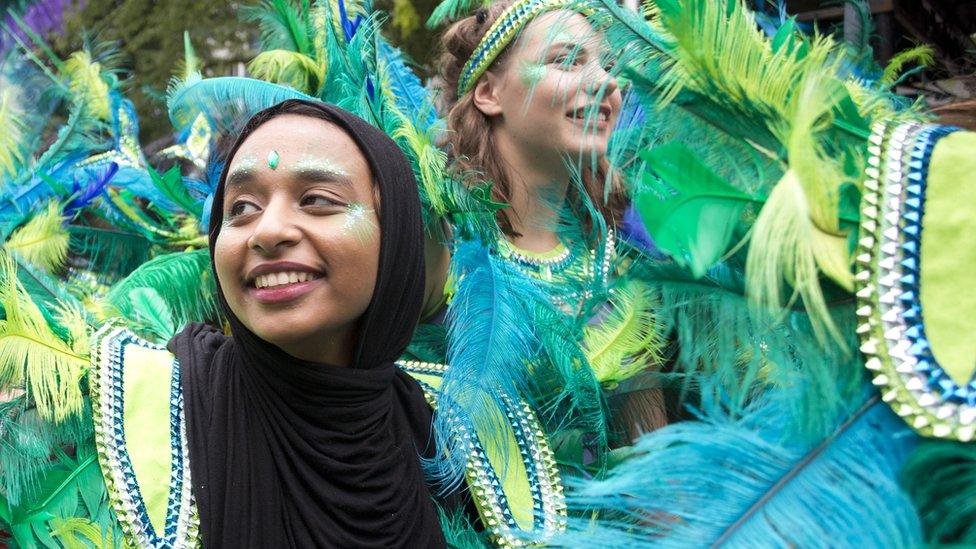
[585,63,618,96]
[247,201,301,254]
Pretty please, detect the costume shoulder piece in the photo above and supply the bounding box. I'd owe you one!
[856,124,976,442]
[398,360,567,547]
[89,323,200,547]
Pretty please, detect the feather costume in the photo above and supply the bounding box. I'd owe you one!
[1,0,974,546]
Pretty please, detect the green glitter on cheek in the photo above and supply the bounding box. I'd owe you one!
[340,203,377,245]
[519,61,547,85]
[267,150,280,170]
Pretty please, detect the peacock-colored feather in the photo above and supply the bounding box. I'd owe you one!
[100,249,219,343]
[552,381,923,548]
[168,76,314,136]
[431,241,551,486]
[626,257,863,441]
[0,253,88,422]
[4,200,69,274]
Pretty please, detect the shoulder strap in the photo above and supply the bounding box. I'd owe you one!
[398,360,567,547]
[89,323,199,548]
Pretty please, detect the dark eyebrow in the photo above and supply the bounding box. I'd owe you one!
[225,167,256,189]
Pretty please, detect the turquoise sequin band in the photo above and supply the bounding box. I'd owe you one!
[457,0,574,97]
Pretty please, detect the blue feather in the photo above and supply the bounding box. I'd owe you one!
[63,162,118,217]
[428,241,548,488]
[378,41,439,130]
[553,382,923,548]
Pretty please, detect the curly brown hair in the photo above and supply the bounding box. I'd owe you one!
[436,2,628,238]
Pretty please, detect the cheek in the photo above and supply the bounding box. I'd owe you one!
[212,231,243,289]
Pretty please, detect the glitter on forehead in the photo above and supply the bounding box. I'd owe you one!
[233,154,258,174]
[293,155,348,176]
[340,203,377,245]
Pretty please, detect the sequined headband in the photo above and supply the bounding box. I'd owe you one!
[457,0,575,97]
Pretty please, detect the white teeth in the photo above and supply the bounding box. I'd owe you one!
[254,271,319,289]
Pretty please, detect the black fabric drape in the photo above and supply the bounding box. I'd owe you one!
[170,100,444,548]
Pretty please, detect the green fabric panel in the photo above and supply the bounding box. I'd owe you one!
[122,343,175,534]
[922,131,976,386]
[472,393,535,531]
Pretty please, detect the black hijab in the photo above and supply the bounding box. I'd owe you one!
[169,100,445,548]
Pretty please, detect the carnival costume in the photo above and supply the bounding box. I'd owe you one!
[1,0,974,547]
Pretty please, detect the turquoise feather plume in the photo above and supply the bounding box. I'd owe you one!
[553,382,923,547]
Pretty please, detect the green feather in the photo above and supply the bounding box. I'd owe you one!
[902,440,976,544]
[101,249,219,342]
[633,142,756,278]
[0,253,88,422]
[147,165,204,219]
[426,0,490,28]
[242,0,316,57]
[880,44,935,87]
[67,225,153,283]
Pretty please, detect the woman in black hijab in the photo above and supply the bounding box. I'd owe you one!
[169,99,445,548]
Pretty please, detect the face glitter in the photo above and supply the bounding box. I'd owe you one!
[519,61,548,86]
[339,202,377,245]
[293,155,348,176]
[267,150,280,170]
[232,154,258,174]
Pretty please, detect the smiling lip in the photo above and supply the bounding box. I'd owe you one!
[249,278,321,304]
[244,261,324,305]
[566,104,613,130]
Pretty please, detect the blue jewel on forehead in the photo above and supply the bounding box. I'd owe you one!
[267,150,280,170]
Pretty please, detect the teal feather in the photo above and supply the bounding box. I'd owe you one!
[554,383,922,547]
[430,241,541,486]
[167,76,315,137]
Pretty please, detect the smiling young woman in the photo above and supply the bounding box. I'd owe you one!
[213,113,381,366]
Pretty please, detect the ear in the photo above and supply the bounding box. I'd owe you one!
[471,71,504,117]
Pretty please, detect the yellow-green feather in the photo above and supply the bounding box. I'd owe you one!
[0,253,88,422]
[248,49,325,95]
[5,201,70,273]
[62,51,111,121]
[584,279,666,385]
[0,88,29,182]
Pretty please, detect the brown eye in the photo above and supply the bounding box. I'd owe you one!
[229,201,259,217]
[300,194,339,208]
